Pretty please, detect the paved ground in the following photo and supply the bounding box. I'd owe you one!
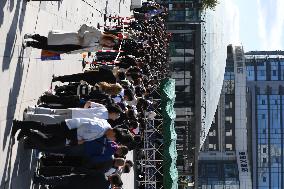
[0,0,133,188]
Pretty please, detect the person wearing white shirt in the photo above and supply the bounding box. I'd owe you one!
[23,24,118,54]
[23,102,122,124]
[12,117,133,147]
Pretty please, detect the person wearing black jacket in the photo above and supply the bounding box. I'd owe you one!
[52,67,116,85]
[33,172,122,189]
[39,86,114,108]
[38,157,125,177]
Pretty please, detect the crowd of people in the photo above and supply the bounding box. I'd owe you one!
[12,1,170,189]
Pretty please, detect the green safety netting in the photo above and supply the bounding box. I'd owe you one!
[160,78,176,101]
[160,78,178,189]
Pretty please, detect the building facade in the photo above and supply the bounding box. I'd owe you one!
[246,52,284,189]
[160,0,201,181]
[198,45,252,189]
[198,160,240,188]
[159,1,227,188]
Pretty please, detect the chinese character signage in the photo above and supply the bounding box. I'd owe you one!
[237,151,250,175]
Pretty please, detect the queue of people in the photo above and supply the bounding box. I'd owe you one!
[12,1,169,188]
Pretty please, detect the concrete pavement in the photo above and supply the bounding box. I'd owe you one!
[0,0,133,188]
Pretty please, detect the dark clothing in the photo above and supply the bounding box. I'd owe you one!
[26,34,82,54]
[40,92,111,109]
[95,51,118,62]
[116,55,137,69]
[39,166,76,177]
[39,159,114,176]
[52,67,116,85]
[114,39,144,57]
[40,94,80,108]
[108,113,127,128]
[87,90,112,105]
[34,173,110,189]
[18,121,67,135]
[19,121,78,148]
[19,121,77,142]
[54,83,111,105]
[26,137,117,164]
[24,132,67,149]
[38,166,102,177]
[54,84,81,96]
[55,83,99,97]
[83,137,117,163]
[40,155,84,167]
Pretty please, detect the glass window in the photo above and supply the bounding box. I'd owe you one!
[169,42,194,56]
[225,102,233,109]
[171,34,194,47]
[225,116,233,123]
[259,172,269,188]
[246,66,255,80]
[226,129,233,136]
[167,24,196,30]
[270,61,279,80]
[168,10,185,21]
[172,60,193,72]
[256,62,266,81]
[225,144,233,151]
[280,61,284,80]
[185,8,195,21]
[225,104,229,109]
[224,163,238,179]
[209,130,216,136]
[256,93,282,188]
[206,164,218,177]
[184,33,194,42]
[168,7,197,22]
[208,144,216,150]
[224,71,235,80]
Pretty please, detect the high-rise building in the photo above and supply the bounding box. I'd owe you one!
[159,0,227,188]
[245,52,284,189]
[159,0,202,180]
[198,45,252,189]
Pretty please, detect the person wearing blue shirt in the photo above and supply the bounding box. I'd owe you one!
[23,135,129,164]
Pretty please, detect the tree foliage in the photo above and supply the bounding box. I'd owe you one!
[201,0,219,11]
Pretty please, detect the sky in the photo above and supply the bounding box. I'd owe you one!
[221,0,284,52]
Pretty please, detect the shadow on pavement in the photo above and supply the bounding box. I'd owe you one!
[2,47,25,150]
[0,0,9,27]
[10,142,36,189]
[2,0,27,71]
[0,138,14,188]
[0,137,37,189]
[0,47,36,188]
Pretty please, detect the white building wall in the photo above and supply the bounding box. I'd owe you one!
[234,46,252,189]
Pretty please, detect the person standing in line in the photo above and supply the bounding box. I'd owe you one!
[38,157,125,177]
[11,118,133,146]
[33,172,123,189]
[24,102,123,124]
[23,24,118,54]
[51,67,118,85]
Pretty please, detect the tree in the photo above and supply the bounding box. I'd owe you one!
[200,0,219,11]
